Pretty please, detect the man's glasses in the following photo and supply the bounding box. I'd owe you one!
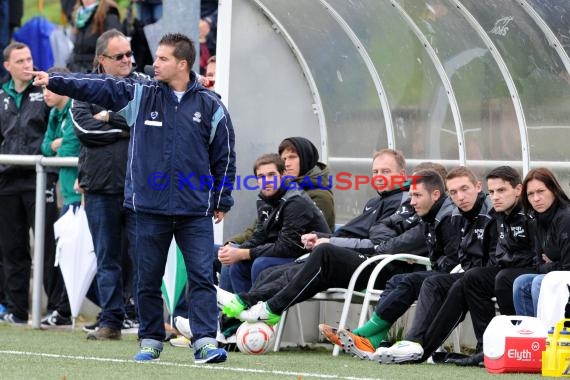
[102,51,134,61]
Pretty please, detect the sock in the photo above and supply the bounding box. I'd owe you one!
[352,313,392,338]
[235,295,246,307]
[368,331,389,349]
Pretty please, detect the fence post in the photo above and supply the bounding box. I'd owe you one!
[31,160,46,329]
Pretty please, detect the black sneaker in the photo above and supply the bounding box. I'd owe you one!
[122,317,139,333]
[2,313,28,325]
[82,320,99,333]
[41,310,72,326]
[452,352,485,367]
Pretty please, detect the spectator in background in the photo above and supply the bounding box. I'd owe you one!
[39,66,81,327]
[0,42,61,324]
[8,0,23,37]
[201,0,218,56]
[133,0,162,26]
[204,55,216,90]
[41,67,81,213]
[198,18,211,75]
[0,0,9,79]
[61,0,77,24]
[67,0,121,72]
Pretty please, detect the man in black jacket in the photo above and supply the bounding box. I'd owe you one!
[220,149,424,325]
[218,153,330,293]
[0,42,62,324]
[71,29,146,340]
[332,169,460,359]
[447,166,536,366]
[373,166,498,363]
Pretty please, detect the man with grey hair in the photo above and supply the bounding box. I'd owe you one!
[71,29,146,340]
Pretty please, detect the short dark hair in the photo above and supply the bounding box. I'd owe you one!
[3,41,28,62]
[158,33,196,72]
[253,153,285,176]
[521,168,570,212]
[414,169,445,195]
[373,149,406,171]
[486,166,522,189]
[277,139,297,156]
[413,162,448,186]
[446,166,478,185]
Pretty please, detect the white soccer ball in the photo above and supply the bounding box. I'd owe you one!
[236,321,275,355]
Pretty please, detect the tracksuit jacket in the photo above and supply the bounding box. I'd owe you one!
[0,79,51,193]
[325,186,415,252]
[47,71,236,216]
[494,202,535,269]
[71,72,147,194]
[532,202,570,272]
[240,187,331,260]
[424,196,461,272]
[452,192,498,270]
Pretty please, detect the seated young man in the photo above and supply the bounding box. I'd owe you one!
[218,150,428,325]
[366,166,498,363]
[319,169,460,358]
[227,136,336,244]
[444,166,536,366]
[377,166,534,366]
[218,153,331,293]
[217,136,335,292]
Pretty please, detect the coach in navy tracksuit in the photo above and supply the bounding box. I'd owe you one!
[32,33,236,364]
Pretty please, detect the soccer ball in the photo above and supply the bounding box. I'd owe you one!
[236,321,275,355]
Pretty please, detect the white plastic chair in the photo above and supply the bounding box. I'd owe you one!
[273,254,393,351]
[333,253,432,356]
[272,253,434,355]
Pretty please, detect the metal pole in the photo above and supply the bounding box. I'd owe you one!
[31,161,46,329]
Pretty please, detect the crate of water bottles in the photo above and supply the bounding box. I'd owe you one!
[542,319,570,377]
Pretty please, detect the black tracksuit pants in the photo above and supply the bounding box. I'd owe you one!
[405,272,464,357]
[239,243,417,314]
[0,184,64,320]
[411,267,535,362]
[375,271,443,323]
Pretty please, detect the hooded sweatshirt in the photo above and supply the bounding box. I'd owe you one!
[280,136,335,230]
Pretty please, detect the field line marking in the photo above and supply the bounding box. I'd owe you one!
[0,350,384,380]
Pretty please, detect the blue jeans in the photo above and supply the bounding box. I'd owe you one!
[513,273,544,316]
[134,212,217,351]
[84,193,126,330]
[229,257,296,294]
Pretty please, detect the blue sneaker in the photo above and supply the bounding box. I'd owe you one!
[133,346,161,362]
[194,343,228,364]
[0,304,6,319]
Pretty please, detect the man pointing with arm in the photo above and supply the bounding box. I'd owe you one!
[31,32,236,364]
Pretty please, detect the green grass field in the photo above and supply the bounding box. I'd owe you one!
[0,324,542,380]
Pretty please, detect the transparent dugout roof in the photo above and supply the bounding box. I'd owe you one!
[253,0,570,168]
[245,0,570,222]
